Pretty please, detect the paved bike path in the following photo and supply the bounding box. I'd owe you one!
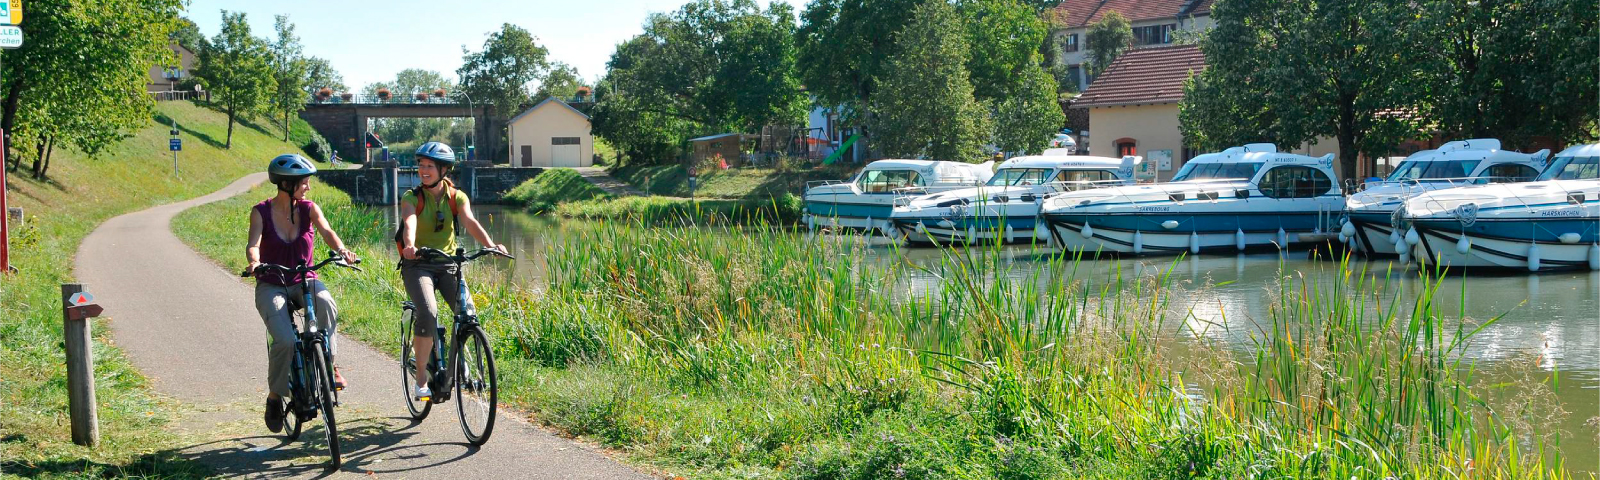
[77,173,653,478]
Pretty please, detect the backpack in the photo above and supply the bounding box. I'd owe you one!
[394,185,461,255]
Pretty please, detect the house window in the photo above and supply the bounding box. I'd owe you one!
[551,137,580,145]
[1063,34,1079,53]
[1065,65,1083,91]
[1132,24,1177,45]
[1116,140,1137,157]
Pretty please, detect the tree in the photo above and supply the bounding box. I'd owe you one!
[872,0,991,162]
[172,16,207,53]
[1180,0,1431,178]
[1,0,182,178]
[457,23,550,121]
[194,10,273,149]
[590,0,805,163]
[270,15,310,141]
[992,63,1064,155]
[1416,0,1598,148]
[365,69,455,144]
[1084,11,1132,78]
[960,0,1048,103]
[796,0,924,123]
[303,57,346,96]
[534,62,583,103]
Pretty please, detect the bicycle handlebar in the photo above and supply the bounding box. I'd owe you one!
[415,246,516,264]
[242,251,363,278]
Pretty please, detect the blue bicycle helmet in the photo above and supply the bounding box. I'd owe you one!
[415,142,456,165]
[267,154,317,192]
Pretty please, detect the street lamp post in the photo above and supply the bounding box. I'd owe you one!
[454,89,475,162]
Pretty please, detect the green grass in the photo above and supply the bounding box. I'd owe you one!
[610,163,857,199]
[503,168,804,226]
[503,168,614,213]
[0,100,314,477]
[172,179,1577,479]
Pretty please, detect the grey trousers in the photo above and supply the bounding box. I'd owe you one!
[255,280,338,398]
[401,260,462,338]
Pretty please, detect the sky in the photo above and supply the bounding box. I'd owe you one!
[189,0,807,92]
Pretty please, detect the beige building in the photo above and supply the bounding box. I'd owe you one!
[1075,44,1340,182]
[147,43,198,93]
[506,97,594,168]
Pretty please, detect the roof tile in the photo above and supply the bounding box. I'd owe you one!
[1070,43,1205,108]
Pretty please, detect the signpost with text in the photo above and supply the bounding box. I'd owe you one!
[0,1,21,274]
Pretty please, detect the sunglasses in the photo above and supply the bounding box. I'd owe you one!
[434,209,446,233]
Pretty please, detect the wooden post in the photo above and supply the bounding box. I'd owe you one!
[62,283,98,447]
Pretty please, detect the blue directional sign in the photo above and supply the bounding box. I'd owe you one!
[169,138,181,151]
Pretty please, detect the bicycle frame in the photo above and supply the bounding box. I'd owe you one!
[417,248,488,400]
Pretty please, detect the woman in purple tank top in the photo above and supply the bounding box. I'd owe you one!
[244,154,360,434]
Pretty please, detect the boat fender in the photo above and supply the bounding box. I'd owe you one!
[1133,231,1144,254]
[1390,231,1401,246]
[1005,225,1015,243]
[1558,233,1581,244]
[805,214,814,231]
[1034,225,1049,241]
[1404,227,1420,246]
[1395,239,1410,263]
[916,222,927,233]
[1456,237,1471,254]
[1189,231,1200,254]
[1340,221,1356,239]
[1235,229,1247,251]
[1338,232,1348,243]
[1588,244,1600,270]
[1276,228,1288,248]
[1081,224,1094,239]
[937,219,955,229]
[966,226,976,241]
[1527,242,1541,272]
[1161,220,1180,230]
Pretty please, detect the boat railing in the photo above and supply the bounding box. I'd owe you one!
[805,179,849,191]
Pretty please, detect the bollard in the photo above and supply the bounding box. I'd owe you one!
[62,284,104,447]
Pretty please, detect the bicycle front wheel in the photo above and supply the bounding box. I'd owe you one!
[400,310,431,420]
[312,346,342,469]
[454,326,498,445]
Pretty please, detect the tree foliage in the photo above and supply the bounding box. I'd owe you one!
[872,0,991,162]
[796,0,923,124]
[1181,0,1432,178]
[270,15,310,142]
[457,23,551,123]
[194,10,274,149]
[535,62,584,103]
[591,0,805,163]
[1084,11,1132,78]
[303,57,346,95]
[2,0,183,177]
[365,69,457,145]
[992,63,1064,155]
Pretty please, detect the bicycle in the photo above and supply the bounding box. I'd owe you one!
[241,251,362,469]
[398,246,513,446]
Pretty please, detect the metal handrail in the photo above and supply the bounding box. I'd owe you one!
[307,93,470,105]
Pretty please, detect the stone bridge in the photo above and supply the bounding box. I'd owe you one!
[299,95,503,163]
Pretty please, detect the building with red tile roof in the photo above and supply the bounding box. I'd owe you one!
[1050,0,1213,92]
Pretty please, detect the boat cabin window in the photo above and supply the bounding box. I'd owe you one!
[1387,159,1481,182]
[1537,156,1599,181]
[1170,162,1263,182]
[1258,165,1333,199]
[857,169,922,193]
[1055,169,1119,182]
[986,168,1054,186]
[1471,163,1539,184]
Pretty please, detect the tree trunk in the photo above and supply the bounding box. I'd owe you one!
[1336,91,1359,185]
[225,100,236,149]
[2,63,23,146]
[283,105,290,142]
[38,136,53,179]
[30,138,43,177]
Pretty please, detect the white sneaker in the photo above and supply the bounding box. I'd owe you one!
[414,385,432,401]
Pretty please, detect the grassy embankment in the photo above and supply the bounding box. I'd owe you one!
[504,167,806,226]
[175,178,1574,478]
[0,100,320,477]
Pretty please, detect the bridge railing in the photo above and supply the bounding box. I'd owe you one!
[307,93,471,105]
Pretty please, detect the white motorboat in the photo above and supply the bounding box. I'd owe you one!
[1341,139,1549,257]
[888,154,1139,245]
[1040,143,1343,256]
[803,159,994,235]
[1401,143,1600,271]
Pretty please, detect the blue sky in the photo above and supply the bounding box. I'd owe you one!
[189,0,807,92]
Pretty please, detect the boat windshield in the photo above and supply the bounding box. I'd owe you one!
[1170,162,1262,182]
[856,169,923,193]
[1536,156,1600,181]
[1387,160,1481,182]
[986,168,1054,186]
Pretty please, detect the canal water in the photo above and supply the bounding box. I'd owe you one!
[471,206,1600,471]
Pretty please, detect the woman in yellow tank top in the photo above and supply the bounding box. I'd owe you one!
[396,141,505,400]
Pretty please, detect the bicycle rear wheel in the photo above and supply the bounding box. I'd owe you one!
[282,396,303,440]
[312,345,342,469]
[454,326,498,445]
[400,310,431,419]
